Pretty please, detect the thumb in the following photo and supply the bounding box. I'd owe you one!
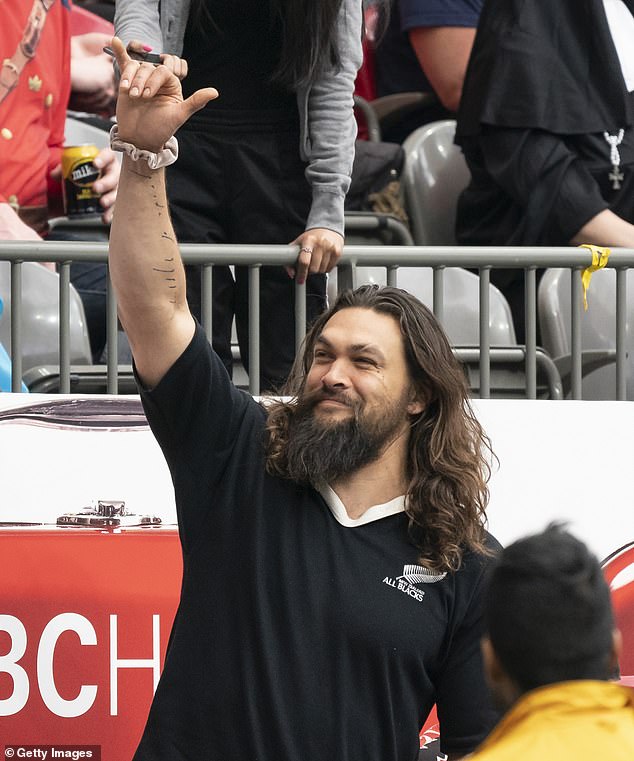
[182,87,219,118]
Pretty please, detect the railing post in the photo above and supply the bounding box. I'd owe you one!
[433,266,445,325]
[248,265,261,396]
[616,267,627,401]
[58,262,72,394]
[295,278,306,354]
[570,267,584,400]
[106,266,118,395]
[524,267,537,399]
[478,266,491,399]
[337,261,355,293]
[10,260,23,393]
[201,263,213,341]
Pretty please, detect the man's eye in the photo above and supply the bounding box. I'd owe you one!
[354,357,376,367]
[314,350,330,361]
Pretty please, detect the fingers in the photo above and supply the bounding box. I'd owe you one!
[100,191,116,224]
[93,148,120,194]
[121,60,177,99]
[93,148,119,223]
[290,230,344,284]
[294,246,312,285]
[110,36,132,71]
[160,54,189,80]
[126,39,151,54]
[183,87,219,118]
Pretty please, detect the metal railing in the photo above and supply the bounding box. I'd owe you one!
[0,241,632,399]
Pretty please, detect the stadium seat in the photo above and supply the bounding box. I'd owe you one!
[64,115,111,148]
[538,267,634,399]
[0,262,92,374]
[401,120,470,246]
[330,265,515,345]
[329,265,562,398]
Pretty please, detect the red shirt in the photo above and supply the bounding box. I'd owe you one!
[0,0,71,212]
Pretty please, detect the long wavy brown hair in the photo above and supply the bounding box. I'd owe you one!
[265,285,495,572]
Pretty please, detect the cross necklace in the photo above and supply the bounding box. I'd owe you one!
[604,129,625,189]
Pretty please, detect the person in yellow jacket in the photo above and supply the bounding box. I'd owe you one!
[471,524,634,760]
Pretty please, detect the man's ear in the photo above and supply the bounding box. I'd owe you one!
[407,384,427,416]
[407,397,425,416]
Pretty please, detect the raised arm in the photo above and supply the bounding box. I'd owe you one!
[108,37,217,388]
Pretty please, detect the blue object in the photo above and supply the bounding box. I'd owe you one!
[0,299,28,392]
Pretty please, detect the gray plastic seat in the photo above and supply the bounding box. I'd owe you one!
[329,265,516,345]
[0,261,92,373]
[64,115,111,149]
[538,267,634,399]
[328,264,563,398]
[401,120,470,246]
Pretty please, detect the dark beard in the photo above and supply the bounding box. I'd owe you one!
[284,388,409,485]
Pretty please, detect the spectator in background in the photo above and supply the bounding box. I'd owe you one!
[115,0,363,392]
[455,0,634,341]
[469,524,634,759]
[373,0,482,143]
[69,31,116,117]
[72,0,115,23]
[0,0,120,360]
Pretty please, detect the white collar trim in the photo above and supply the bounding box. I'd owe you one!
[318,484,406,527]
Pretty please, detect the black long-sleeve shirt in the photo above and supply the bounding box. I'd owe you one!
[457,117,634,246]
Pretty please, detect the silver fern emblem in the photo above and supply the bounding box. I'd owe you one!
[397,564,447,585]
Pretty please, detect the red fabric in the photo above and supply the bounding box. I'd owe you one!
[353,5,378,140]
[70,4,114,36]
[354,35,377,103]
[0,0,71,210]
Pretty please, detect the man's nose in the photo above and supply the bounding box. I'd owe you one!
[320,358,349,388]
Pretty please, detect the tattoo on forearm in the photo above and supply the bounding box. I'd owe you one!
[140,181,179,302]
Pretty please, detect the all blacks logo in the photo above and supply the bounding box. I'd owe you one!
[70,159,101,186]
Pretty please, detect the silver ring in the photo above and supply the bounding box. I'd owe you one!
[300,246,313,254]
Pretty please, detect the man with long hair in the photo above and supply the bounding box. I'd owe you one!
[108,38,500,761]
[470,525,634,759]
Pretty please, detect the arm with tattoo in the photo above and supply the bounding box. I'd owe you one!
[107,37,217,388]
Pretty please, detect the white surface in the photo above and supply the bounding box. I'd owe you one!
[1,394,632,561]
[474,399,634,560]
[0,394,175,525]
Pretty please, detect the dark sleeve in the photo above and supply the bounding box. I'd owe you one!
[399,0,482,30]
[137,323,262,547]
[477,126,608,243]
[435,548,502,757]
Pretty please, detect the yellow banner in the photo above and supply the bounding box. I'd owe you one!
[579,244,610,310]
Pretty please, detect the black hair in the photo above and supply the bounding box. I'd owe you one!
[485,524,616,693]
[188,0,345,89]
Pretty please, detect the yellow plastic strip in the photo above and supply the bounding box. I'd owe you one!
[579,244,610,310]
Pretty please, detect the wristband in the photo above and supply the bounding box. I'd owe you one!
[109,125,179,169]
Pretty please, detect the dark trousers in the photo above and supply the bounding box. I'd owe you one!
[167,113,326,392]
